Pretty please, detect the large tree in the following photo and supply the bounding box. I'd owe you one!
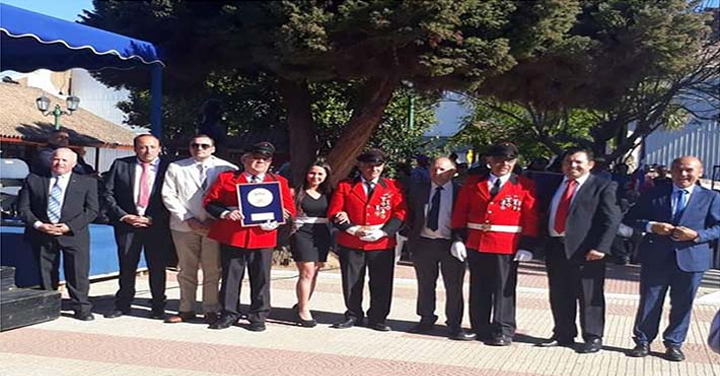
[82,0,579,183]
[459,0,719,164]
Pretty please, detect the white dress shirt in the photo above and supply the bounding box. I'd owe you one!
[361,176,380,196]
[420,180,454,239]
[487,173,511,192]
[645,183,696,232]
[548,173,591,237]
[162,155,238,232]
[133,157,160,216]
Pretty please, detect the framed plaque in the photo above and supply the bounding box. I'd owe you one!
[236,181,286,227]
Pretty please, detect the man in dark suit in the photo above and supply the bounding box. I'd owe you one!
[18,148,98,321]
[536,148,621,354]
[625,156,720,362]
[102,134,172,319]
[405,157,475,340]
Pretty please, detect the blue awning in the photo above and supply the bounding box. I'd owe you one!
[0,4,164,72]
[0,3,164,136]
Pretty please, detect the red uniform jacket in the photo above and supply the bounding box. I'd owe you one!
[204,171,296,249]
[451,173,539,254]
[327,177,407,251]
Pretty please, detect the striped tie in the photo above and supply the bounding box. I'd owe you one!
[47,177,63,223]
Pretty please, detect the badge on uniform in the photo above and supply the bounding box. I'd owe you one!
[375,193,392,219]
[236,182,287,226]
[499,195,522,211]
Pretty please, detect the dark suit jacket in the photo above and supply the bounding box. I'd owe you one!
[624,184,720,272]
[404,180,460,243]
[539,174,621,258]
[102,156,170,233]
[18,172,99,248]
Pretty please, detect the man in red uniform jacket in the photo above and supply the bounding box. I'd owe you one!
[203,142,296,331]
[327,149,407,331]
[451,142,539,346]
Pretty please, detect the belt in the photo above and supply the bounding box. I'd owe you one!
[363,224,385,230]
[294,217,329,225]
[467,222,523,233]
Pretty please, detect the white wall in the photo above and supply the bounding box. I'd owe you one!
[70,69,130,126]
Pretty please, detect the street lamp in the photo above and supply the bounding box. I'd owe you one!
[35,94,80,130]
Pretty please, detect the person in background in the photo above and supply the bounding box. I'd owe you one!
[32,130,95,176]
[161,135,237,325]
[290,159,334,327]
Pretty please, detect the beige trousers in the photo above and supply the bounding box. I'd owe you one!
[171,230,221,313]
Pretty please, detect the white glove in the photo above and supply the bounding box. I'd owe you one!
[260,220,280,231]
[345,226,360,236]
[617,223,634,238]
[360,229,387,242]
[450,241,467,262]
[513,249,533,262]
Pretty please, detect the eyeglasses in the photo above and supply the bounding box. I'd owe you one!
[190,143,212,149]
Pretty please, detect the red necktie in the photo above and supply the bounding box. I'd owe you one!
[138,162,151,208]
[553,179,577,234]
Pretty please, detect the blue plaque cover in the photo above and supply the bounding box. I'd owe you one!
[236,181,286,227]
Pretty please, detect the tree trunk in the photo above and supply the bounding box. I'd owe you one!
[278,79,318,187]
[326,77,397,185]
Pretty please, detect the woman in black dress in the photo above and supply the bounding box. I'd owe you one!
[290,160,333,327]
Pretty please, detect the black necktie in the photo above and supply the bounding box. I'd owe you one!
[490,179,501,198]
[427,186,443,231]
[366,182,375,199]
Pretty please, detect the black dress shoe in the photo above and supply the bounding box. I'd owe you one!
[408,322,435,334]
[208,314,238,330]
[331,317,358,329]
[150,308,165,320]
[486,335,513,346]
[74,312,94,321]
[576,338,603,354]
[664,346,685,362]
[627,343,650,357]
[246,321,267,332]
[103,309,130,319]
[536,337,575,348]
[368,322,392,332]
[448,329,476,341]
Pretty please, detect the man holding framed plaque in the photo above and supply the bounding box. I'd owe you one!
[328,149,407,331]
[203,142,296,332]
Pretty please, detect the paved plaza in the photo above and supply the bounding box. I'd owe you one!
[1,260,718,376]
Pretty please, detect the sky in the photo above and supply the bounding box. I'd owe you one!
[4,0,717,137]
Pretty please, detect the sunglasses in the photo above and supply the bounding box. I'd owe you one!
[190,143,213,149]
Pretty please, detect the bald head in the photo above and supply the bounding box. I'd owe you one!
[430,157,456,186]
[670,156,703,189]
[51,147,77,175]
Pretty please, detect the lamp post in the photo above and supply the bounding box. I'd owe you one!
[35,94,80,130]
[402,81,415,130]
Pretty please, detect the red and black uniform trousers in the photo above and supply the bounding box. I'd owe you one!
[328,177,407,325]
[204,171,296,324]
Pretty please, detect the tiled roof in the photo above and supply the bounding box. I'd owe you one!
[0,82,135,146]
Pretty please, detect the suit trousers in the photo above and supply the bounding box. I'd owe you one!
[411,237,466,329]
[171,230,221,313]
[218,244,272,323]
[338,246,395,324]
[467,251,517,337]
[33,238,91,315]
[633,261,704,347]
[113,227,168,311]
[545,237,606,341]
